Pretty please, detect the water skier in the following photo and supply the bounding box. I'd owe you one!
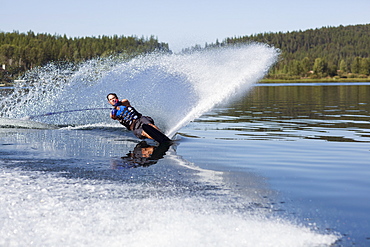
[107,93,171,143]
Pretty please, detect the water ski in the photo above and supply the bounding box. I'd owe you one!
[142,124,171,144]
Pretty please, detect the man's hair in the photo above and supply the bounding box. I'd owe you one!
[107,93,118,100]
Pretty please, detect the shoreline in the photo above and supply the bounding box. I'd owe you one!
[260,77,370,83]
[1,78,370,87]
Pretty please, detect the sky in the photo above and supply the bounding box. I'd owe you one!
[1,0,369,52]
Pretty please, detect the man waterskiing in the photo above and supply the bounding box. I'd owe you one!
[107,93,171,144]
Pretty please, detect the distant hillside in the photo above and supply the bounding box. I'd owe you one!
[1,25,369,83]
[0,31,169,83]
[205,24,370,79]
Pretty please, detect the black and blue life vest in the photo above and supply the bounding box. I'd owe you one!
[114,105,142,130]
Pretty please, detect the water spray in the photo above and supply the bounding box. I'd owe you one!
[2,44,279,132]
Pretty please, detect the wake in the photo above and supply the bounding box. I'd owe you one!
[0,44,279,137]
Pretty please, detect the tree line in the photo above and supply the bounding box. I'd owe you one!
[2,24,369,83]
[0,31,170,83]
[190,24,370,80]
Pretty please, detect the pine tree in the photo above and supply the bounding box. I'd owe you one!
[313,58,328,77]
[300,57,311,77]
[359,58,370,75]
[351,57,361,74]
[339,59,347,73]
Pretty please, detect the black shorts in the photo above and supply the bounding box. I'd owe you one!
[132,116,154,139]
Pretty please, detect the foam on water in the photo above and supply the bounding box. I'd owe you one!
[1,44,278,137]
[0,117,58,129]
[0,166,338,247]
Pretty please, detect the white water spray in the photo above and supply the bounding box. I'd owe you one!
[1,44,278,136]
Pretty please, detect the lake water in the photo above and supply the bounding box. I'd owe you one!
[1,82,369,246]
[0,46,369,246]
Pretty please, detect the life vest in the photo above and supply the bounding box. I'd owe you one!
[115,105,142,129]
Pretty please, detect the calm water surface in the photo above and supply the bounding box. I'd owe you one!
[1,83,369,246]
[178,83,370,245]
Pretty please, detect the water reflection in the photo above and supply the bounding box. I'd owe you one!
[195,84,370,143]
[111,141,172,169]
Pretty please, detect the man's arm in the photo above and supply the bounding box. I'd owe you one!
[121,99,131,106]
[110,99,131,119]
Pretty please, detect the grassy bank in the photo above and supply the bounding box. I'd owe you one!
[260,77,370,83]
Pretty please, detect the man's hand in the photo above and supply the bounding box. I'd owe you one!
[110,109,118,119]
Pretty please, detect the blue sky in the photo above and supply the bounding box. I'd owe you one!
[1,0,369,52]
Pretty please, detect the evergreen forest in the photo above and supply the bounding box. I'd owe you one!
[191,24,370,80]
[1,24,370,84]
[0,31,169,83]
